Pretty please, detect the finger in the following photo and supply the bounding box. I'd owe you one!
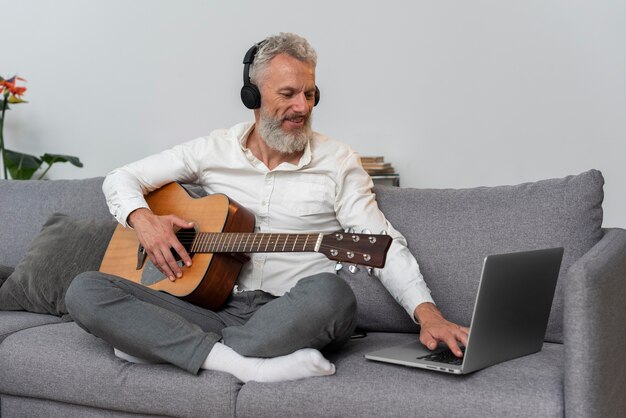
[171,215,194,230]
[443,334,464,357]
[171,239,192,268]
[160,243,183,279]
[457,327,470,347]
[419,332,438,351]
[169,217,194,267]
[149,248,177,281]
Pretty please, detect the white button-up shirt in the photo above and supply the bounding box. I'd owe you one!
[103,122,434,321]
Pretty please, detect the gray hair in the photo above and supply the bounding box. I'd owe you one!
[249,33,317,85]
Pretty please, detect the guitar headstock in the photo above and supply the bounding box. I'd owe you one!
[318,231,392,268]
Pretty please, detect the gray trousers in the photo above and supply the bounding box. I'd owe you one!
[65,271,357,374]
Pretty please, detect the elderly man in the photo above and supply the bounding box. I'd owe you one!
[66,32,468,382]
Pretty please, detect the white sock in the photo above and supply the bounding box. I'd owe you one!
[201,342,336,383]
[114,348,156,364]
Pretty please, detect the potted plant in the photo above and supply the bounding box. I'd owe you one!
[0,75,83,180]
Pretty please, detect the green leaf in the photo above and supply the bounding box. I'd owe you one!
[41,153,84,168]
[7,96,27,104]
[3,149,43,179]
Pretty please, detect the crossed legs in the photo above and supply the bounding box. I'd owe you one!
[65,271,357,382]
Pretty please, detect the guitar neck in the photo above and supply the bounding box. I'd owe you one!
[184,232,323,254]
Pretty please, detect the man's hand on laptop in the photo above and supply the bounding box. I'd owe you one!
[414,302,469,357]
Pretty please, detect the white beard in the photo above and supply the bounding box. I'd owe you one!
[258,109,313,154]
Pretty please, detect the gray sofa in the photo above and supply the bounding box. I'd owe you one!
[0,170,624,417]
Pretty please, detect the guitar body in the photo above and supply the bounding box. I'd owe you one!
[99,182,255,310]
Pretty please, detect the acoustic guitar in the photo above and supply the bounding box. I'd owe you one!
[99,182,393,310]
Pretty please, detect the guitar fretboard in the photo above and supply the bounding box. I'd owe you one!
[183,232,322,254]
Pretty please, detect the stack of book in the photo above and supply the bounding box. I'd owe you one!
[359,156,396,175]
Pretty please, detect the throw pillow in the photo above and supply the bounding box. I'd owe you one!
[0,213,117,318]
[0,265,15,287]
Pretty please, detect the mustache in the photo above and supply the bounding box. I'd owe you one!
[283,113,308,122]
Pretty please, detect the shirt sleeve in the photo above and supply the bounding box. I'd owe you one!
[333,150,435,323]
[102,138,206,227]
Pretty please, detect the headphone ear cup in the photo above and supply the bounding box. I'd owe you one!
[241,85,262,109]
[314,86,320,107]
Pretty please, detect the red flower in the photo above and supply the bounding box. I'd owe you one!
[1,76,28,103]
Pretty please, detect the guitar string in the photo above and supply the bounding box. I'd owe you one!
[171,232,380,260]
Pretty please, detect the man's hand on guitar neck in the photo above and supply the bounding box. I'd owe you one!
[127,208,194,281]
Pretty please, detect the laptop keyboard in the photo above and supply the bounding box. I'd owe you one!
[418,347,465,366]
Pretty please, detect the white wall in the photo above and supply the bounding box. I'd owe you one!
[3,0,625,227]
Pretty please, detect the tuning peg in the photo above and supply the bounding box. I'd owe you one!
[345,227,355,233]
[379,230,388,235]
[348,264,359,274]
[367,267,374,276]
[361,228,371,234]
[335,262,343,271]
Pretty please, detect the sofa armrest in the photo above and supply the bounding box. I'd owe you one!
[563,228,626,418]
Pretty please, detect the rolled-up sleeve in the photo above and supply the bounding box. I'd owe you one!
[102,140,204,227]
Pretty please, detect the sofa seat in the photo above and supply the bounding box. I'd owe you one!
[0,321,241,417]
[236,332,564,418]
[0,311,62,344]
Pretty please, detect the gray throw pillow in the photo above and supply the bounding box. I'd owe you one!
[0,265,15,287]
[0,213,117,318]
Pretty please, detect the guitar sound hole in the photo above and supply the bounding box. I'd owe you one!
[174,226,198,260]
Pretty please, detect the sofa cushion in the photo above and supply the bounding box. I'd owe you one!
[0,322,241,417]
[0,214,116,318]
[0,177,112,268]
[236,332,564,418]
[1,395,155,418]
[345,170,603,343]
[0,311,62,343]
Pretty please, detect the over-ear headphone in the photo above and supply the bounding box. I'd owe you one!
[240,40,320,109]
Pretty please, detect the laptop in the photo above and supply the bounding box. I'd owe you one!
[365,247,564,375]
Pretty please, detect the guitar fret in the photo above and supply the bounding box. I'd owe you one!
[195,232,204,252]
[217,232,225,252]
[244,233,251,252]
[235,234,241,252]
[233,233,240,252]
[206,232,213,252]
[221,233,228,252]
[228,233,235,252]
[205,232,212,252]
[303,234,309,251]
[198,233,204,252]
[226,233,232,252]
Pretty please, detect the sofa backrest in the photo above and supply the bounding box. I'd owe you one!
[1,172,605,343]
[0,178,112,268]
[340,169,605,343]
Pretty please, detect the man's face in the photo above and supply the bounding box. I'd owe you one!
[256,53,316,154]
